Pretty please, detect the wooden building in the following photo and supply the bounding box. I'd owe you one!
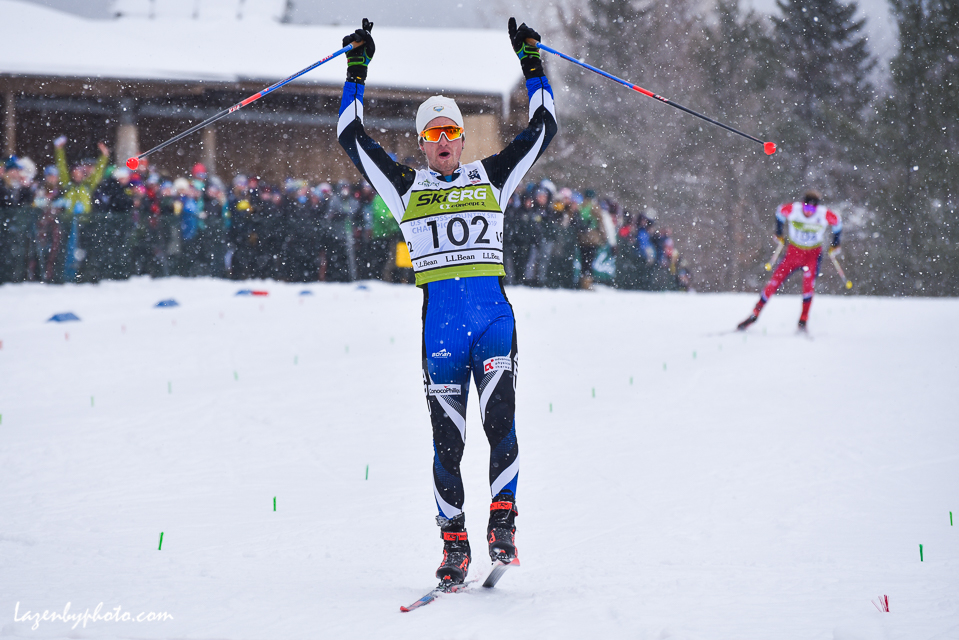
[0,0,526,183]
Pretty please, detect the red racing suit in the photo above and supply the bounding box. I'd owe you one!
[759,202,842,317]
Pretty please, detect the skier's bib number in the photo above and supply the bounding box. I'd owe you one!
[789,220,827,248]
[423,216,491,248]
[404,212,504,272]
[399,180,506,281]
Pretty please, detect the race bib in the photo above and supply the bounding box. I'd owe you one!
[401,183,506,284]
[789,220,827,248]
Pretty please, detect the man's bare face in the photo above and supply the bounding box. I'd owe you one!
[418,116,464,176]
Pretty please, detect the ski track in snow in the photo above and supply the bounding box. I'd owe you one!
[0,277,957,639]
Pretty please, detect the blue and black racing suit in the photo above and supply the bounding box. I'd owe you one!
[337,77,557,520]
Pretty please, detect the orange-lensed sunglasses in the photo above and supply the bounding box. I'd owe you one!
[419,125,464,143]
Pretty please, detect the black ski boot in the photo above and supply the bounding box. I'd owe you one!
[797,319,807,332]
[487,493,519,563]
[737,314,758,331]
[435,513,471,585]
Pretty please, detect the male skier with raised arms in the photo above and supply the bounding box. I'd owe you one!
[336,18,557,587]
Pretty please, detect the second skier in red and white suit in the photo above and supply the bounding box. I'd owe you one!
[738,190,842,331]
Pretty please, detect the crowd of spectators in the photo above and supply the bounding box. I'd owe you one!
[0,138,691,291]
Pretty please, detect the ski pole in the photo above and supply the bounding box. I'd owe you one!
[535,42,776,155]
[765,238,784,271]
[126,41,361,170]
[828,250,853,289]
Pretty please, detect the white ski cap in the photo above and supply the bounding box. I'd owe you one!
[416,96,464,135]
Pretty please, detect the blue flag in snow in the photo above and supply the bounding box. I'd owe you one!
[48,312,80,322]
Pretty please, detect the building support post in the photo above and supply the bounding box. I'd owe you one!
[115,97,139,166]
[200,126,216,178]
[3,91,15,158]
[461,113,500,164]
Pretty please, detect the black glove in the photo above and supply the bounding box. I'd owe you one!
[343,18,374,84]
[508,17,543,79]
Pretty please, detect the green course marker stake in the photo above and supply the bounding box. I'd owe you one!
[693,351,697,359]
[919,544,923,561]
[629,376,633,385]
[663,363,667,371]
[549,403,553,413]
[168,381,172,394]
[158,532,164,550]
[0,414,2,425]
[234,371,239,381]
[365,465,369,480]
[950,511,953,526]
[345,345,349,354]
[274,497,277,512]
[390,337,395,344]
[592,387,595,398]
[294,356,298,365]
[91,396,94,407]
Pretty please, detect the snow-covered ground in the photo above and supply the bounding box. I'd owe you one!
[1,278,956,639]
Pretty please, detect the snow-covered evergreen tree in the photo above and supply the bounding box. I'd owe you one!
[770,0,876,194]
[876,0,959,295]
[682,0,780,290]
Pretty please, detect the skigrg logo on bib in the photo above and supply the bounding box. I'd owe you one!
[791,220,824,234]
[404,185,499,220]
